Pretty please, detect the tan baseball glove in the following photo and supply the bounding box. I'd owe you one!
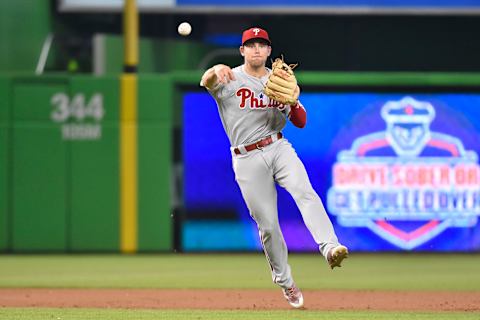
[264,56,299,105]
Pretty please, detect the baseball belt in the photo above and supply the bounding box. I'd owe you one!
[234,132,283,155]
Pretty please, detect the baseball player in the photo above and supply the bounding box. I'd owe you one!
[200,27,348,309]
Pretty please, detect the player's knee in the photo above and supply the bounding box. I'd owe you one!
[290,183,313,197]
[258,225,281,239]
[292,187,318,203]
[250,208,277,222]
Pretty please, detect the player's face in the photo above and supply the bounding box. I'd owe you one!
[240,40,271,68]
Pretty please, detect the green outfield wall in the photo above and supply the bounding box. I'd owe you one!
[68,77,120,251]
[0,75,172,252]
[137,76,173,250]
[0,77,9,251]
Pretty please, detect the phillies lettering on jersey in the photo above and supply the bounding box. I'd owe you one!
[236,88,286,110]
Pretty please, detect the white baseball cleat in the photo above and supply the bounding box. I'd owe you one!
[327,245,349,269]
[282,283,304,309]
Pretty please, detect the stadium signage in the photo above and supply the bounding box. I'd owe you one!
[50,92,105,140]
[327,97,480,250]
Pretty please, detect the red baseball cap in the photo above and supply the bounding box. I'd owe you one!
[241,27,271,46]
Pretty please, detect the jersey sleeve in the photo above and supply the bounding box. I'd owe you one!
[202,80,224,96]
[287,100,307,128]
[209,80,239,101]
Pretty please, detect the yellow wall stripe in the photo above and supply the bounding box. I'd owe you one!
[120,74,138,253]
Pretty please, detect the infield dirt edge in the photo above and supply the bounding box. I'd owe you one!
[1,288,479,311]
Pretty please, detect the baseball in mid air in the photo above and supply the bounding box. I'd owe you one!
[178,22,192,36]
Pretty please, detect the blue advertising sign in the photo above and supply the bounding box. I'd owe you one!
[182,91,480,252]
[327,96,480,250]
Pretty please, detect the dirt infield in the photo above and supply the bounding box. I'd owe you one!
[1,288,480,311]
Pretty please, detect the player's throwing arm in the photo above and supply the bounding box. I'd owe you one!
[201,64,236,89]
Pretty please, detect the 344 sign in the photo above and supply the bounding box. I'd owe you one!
[50,93,105,140]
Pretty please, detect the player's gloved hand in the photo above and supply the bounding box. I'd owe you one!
[264,56,299,106]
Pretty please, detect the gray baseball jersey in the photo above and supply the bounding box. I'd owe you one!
[206,65,291,147]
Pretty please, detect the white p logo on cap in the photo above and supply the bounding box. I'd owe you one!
[253,28,260,35]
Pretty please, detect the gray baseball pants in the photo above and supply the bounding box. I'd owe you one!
[231,137,340,288]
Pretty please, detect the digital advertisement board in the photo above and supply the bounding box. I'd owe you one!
[182,90,480,252]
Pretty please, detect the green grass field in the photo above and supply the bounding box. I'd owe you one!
[1,308,479,320]
[0,253,479,320]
